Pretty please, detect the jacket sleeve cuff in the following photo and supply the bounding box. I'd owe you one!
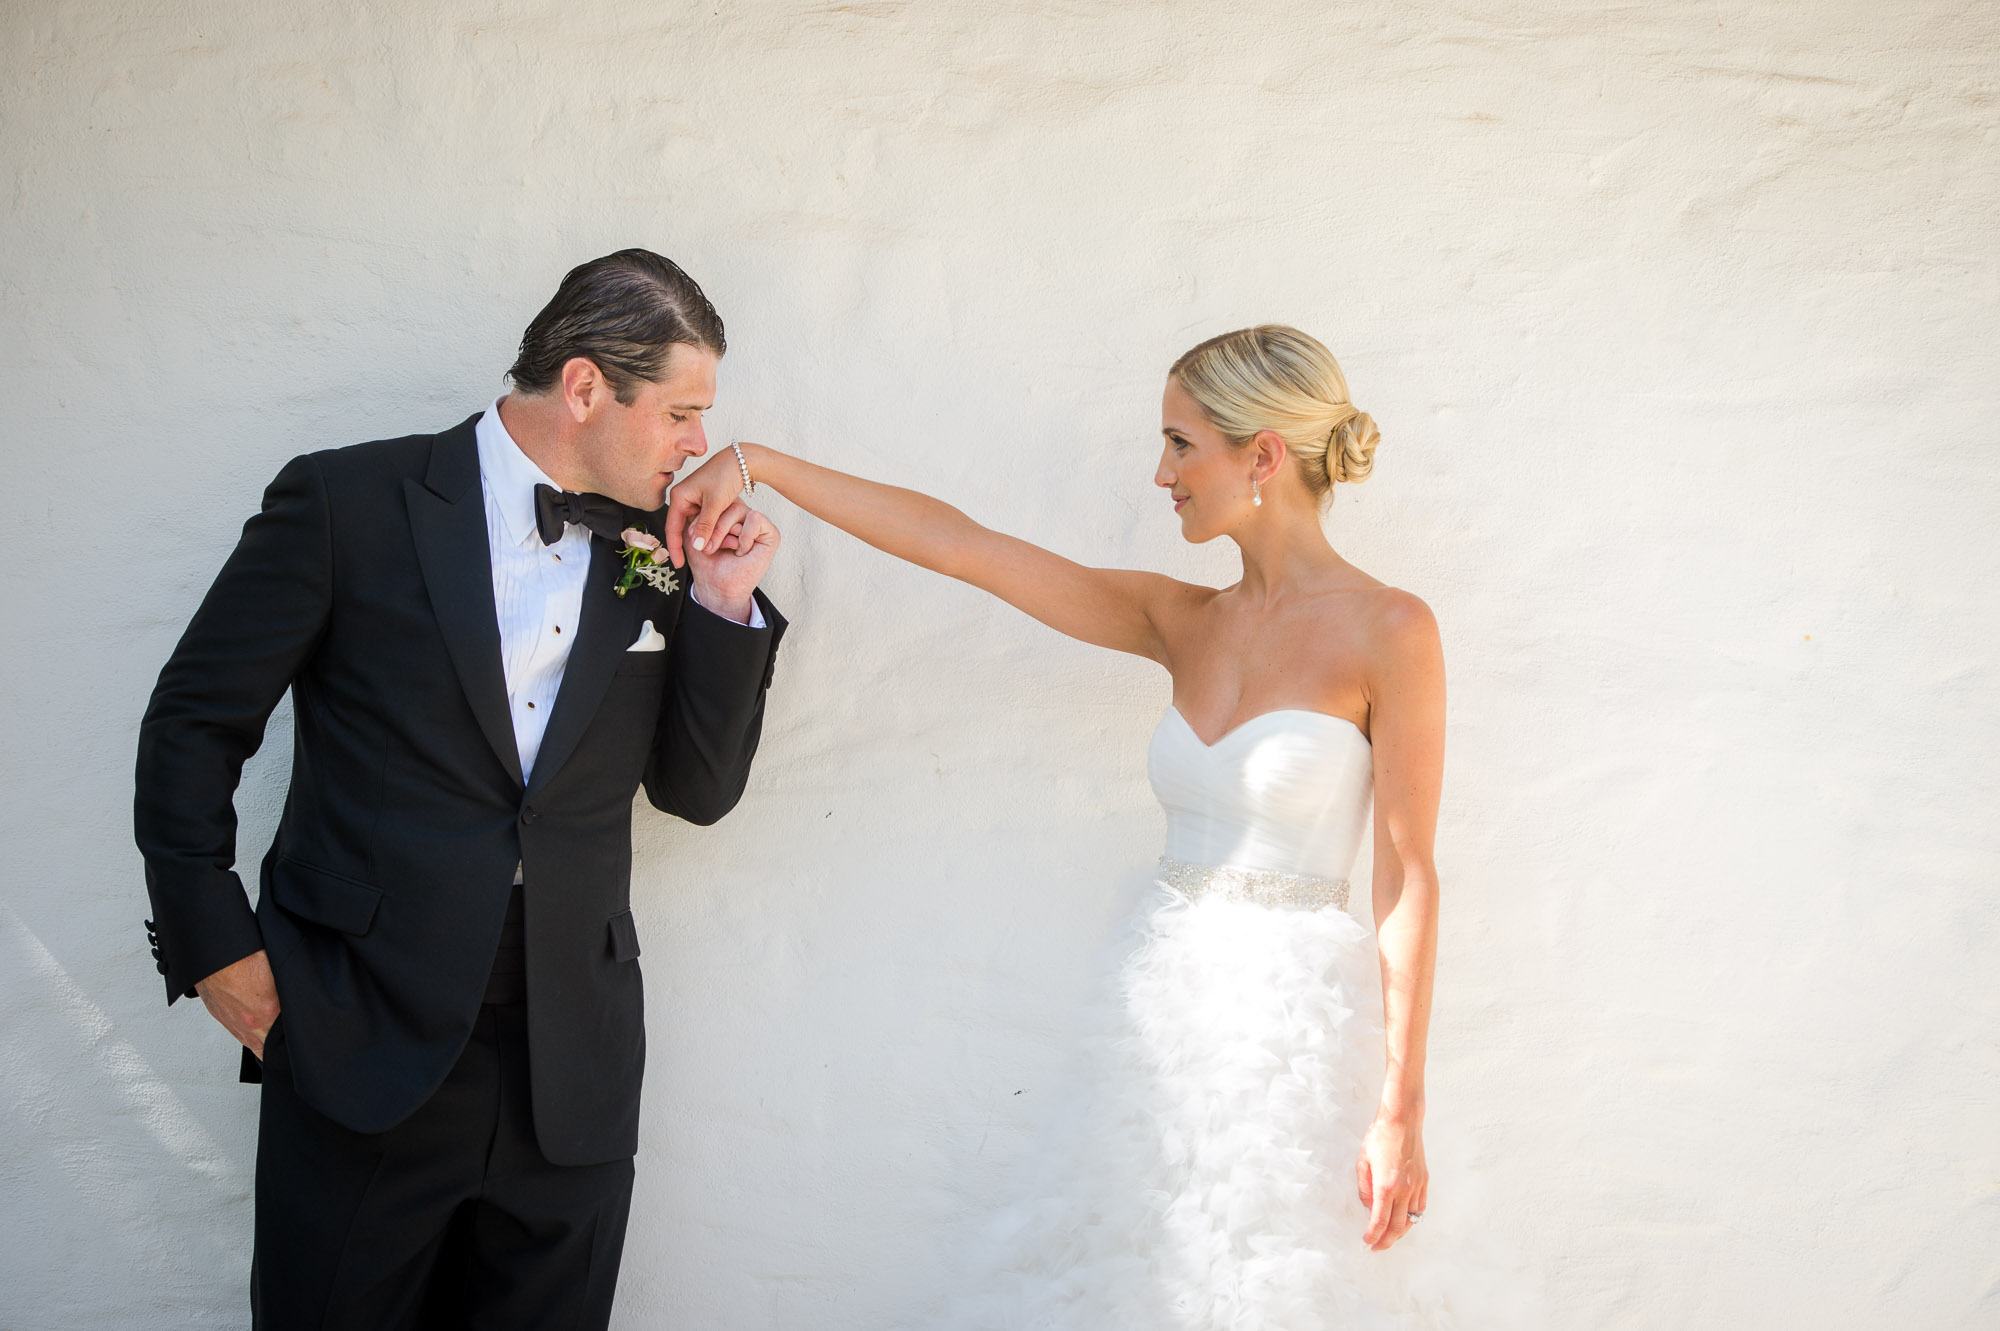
[676,587,787,692]
[145,865,265,1005]
[687,584,768,629]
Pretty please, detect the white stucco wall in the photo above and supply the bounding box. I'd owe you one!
[4,1,1996,1326]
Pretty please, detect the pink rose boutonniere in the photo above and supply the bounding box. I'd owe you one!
[614,526,681,598]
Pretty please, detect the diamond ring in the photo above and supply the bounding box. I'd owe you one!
[1405,1211,1424,1223]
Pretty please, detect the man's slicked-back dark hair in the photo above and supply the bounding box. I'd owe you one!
[508,248,726,404]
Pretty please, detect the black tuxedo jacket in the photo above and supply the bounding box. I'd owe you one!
[134,414,784,1165]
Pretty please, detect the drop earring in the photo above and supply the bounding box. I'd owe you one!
[1252,475,1262,507]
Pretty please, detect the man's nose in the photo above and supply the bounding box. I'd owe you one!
[685,424,709,457]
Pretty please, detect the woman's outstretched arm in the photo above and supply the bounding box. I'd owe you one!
[668,442,1187,662]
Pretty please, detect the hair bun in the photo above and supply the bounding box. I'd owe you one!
[1331,410,1380,484]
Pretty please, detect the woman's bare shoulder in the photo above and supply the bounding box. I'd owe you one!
[1147,573,1230,618]
[1364,582,1437,635]
[1335,578,1441,670]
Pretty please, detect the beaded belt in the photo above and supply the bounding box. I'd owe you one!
[1156,856,1350,911]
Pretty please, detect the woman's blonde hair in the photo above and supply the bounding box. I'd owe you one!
[1169,325,1379,498]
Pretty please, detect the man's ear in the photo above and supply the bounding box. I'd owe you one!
[559,356,604,423]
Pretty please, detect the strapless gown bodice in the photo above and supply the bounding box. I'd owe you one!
[1148,706,1374,884]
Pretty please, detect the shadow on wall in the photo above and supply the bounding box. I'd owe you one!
[0,904,255,1306]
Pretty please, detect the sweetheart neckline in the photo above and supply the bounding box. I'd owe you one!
[1166,705,1370,750]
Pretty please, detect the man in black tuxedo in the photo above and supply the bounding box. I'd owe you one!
[134,249,784,1328]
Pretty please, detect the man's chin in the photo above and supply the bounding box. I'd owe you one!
[615,478,673,512]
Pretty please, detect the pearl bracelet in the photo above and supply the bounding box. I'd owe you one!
[730,442,755,496]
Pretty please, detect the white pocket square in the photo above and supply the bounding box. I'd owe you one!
[626,621,667,652]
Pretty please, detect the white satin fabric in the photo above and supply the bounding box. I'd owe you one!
[1152,706,1374,879]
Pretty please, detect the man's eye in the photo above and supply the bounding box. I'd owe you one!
[670,412,689,424]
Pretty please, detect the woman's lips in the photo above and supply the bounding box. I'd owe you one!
[1173,495,1188,511]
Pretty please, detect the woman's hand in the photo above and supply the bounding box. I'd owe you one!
[1357,1109,1429,1251]
[665,447,749,567]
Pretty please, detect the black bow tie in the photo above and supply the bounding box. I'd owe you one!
[532,484,628,547]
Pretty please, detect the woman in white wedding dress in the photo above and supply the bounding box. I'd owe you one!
[670,326,1531,1327]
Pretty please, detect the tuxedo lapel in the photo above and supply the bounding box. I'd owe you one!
[526,534,648,799]
[404,422,524,788]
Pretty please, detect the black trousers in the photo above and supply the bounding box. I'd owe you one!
[252,1003,634,1330]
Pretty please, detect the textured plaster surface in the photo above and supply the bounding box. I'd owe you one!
[2,1,1997,1326]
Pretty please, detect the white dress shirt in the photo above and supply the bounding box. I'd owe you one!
[476,402,591,782]
[474,399,764,783]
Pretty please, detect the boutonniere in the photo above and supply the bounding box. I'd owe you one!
[614,526,681,598]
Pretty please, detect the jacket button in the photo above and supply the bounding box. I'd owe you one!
[155,960,171,975]
[520,807,538,825]
[144,919,156,931]
[150,947,162,960]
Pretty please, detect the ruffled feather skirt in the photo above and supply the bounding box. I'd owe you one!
[947,871,1538,1330]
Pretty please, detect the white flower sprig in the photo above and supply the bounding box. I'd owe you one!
[614,526,681,598]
